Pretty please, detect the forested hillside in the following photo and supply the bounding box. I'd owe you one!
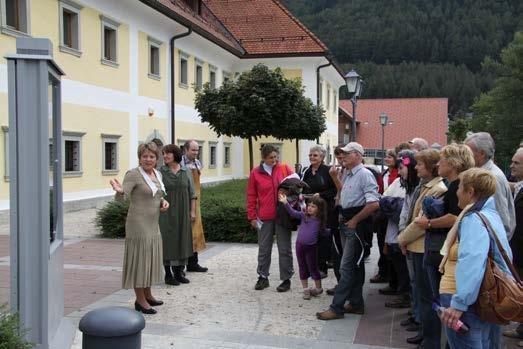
[281,0,523,115]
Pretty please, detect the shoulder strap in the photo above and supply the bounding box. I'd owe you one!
[476,212,522,284]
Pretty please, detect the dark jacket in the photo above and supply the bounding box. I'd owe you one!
[379,196,404,224]
[511,188,523,268]
[422,196,448,253]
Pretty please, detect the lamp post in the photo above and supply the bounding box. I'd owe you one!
[344,69,363,142]
[379,112,389,173]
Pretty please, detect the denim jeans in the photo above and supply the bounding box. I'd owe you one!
[440,293,498,349]
[412,252,441,349]
[406,253,421,323]
[425,263,442,303]
[330,224,365,314]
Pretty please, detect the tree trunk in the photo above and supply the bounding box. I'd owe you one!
[248,137,254,171]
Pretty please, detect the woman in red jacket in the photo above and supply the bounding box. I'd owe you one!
[247,144,295,292]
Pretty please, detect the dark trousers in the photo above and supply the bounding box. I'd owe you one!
[387,244,410,295]
[425,263,442,303]
[317,235,331,273]
[412,252,441,349]
[376,218,389,279]
[330,225,365,314]
[331,224,343,281]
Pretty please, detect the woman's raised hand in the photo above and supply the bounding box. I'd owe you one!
[278,193,287,203]
[110,178,123,194]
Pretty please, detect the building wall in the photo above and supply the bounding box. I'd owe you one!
[0,0,344,205]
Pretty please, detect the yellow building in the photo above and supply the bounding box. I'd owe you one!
[0,0,345,209]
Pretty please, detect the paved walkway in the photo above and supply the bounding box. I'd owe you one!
[0,209,521,348]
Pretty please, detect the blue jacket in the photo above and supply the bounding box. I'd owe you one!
[452,197,513,311]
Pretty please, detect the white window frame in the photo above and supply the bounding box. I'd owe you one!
[58,0,82,57]
[148,36,162,80]
[100,14,120,67]
[62,131,85,177]
[0,0,30,37]
[194,58,203,90]
[209,64,217,89]
[223,142,231,168]
[208,142,217,169]
[2,126,8,181]
[179,50,189,88]
[101,134,120,174]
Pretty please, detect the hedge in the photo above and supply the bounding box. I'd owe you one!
[95,179,256,243]
[0,304,33,349]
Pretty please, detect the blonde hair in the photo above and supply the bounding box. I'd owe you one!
[440,144,475,173]
[415,148,440,177]
[137,142,159,161]
[459,168,496,200]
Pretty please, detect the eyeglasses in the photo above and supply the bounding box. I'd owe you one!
[308,154,319,157]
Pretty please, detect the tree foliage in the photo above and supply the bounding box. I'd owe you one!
[471,32,523,167]
[282,0,523,116]
[194,64,325,169]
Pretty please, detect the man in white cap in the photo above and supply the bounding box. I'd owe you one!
[317,142,380,320]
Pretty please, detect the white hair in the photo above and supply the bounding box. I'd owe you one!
[309,145,327,159]
[516,147,523,155]
[465,132,495,160]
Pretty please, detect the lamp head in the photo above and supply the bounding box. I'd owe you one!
[379,112,389,126]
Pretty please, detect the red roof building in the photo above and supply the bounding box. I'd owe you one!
[339,98,449,150]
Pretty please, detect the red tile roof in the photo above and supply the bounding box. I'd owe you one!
[203,0,328,56]
[339,98,448,149]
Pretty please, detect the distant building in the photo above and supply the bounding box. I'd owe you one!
[339,98,448,162]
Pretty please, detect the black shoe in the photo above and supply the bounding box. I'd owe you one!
[400,316,415,327]
[135,302,157,314]
[326,286,337,296]
[385,297,411,308]
[276,279,291,292]
[146,298,164,306]
[164,266,180,286]
[378,286,398,295]
[173,266,190,284]
[406,321,421,332]
[406,334,423,345]
[187,264,208,272]
[254,276,269,290]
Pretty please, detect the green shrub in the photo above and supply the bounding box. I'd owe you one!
[201,180,256,243]
[95,199,129,238]
[94,180,256,243]
[0,304,33,349]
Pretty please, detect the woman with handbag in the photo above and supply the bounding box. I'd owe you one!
[439,168,513,348]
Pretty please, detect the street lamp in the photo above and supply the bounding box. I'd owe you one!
[379,112,389,173]
[344,69,363,142]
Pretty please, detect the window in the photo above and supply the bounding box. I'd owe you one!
[148,36,161,79]
[223,71,232,84]
[2,126,8,180]
[59,0,82,56]
[333,91,337,112]
[102,134,120,173]
[326,86,331,109]
[100,15,120,67]
[223,143,231,167]
[209,65,217,89]
[63,131,84,176]
[1,0,29,35]
[179,51,189,87]
[209,142,217,168]
[195,59,203,89]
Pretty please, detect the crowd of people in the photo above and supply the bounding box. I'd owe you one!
[109,132,523,348]
[247,133,522,349]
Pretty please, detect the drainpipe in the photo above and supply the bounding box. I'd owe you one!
[170,26,192,142]
[316,60,332,144]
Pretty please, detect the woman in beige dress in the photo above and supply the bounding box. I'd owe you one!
[110,142,169,314]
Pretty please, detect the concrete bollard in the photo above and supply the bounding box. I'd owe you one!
[79,306,145,349]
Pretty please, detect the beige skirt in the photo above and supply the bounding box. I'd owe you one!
[122,233,164,289]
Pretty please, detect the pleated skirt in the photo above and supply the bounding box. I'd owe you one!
[121,232,164,289]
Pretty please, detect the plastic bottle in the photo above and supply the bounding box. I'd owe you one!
[432,303,469,335]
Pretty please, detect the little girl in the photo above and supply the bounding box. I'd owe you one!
[278,193,327,300]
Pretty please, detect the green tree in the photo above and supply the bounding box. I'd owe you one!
[472,32,523,166]
[194,64,325,170]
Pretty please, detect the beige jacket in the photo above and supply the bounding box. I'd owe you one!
[397,177,447,253]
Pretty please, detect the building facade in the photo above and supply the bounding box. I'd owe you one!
[0,0,344,207]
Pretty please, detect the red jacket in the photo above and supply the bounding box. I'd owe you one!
[247,162,294,221]
[378,167,399,194]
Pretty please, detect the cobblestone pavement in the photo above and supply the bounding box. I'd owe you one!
[1,208,520,348]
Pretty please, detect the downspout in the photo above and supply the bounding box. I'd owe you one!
[316,60,332,144]
[170,26,192,142]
